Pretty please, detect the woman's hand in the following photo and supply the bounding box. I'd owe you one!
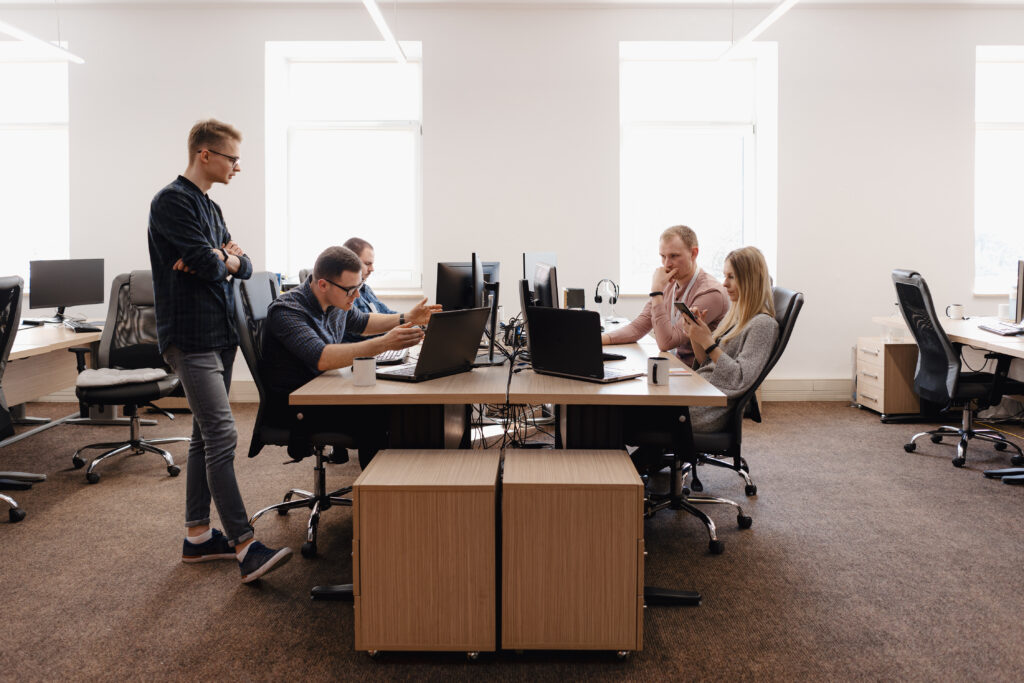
[680,307,714,350]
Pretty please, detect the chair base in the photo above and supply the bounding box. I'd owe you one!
[904,411,1024,468]
[2,492,26,522]
[70,407,188,484]
[249,446,352,558]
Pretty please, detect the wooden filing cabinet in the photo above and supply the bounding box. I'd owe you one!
[855,337,919,416]
[501,450,644,653]
[352,449,500,654]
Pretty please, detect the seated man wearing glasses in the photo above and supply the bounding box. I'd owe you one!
[262,245,440,466]
[341,236,396,343]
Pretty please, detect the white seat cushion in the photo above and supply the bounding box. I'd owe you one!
[76,367,168,388]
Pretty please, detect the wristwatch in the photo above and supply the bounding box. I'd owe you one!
[399,313,406,325]
[704,341,720,355]
[649,291,664,297]
[220,248,229,262]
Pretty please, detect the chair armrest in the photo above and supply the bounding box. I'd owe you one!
[68,347,91,373]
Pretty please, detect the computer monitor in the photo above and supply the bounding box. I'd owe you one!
[29,259,105,321]
[1017,260,1024,325]
[532,262,559,309]
[436,258,501,311]
[523,252,557,293]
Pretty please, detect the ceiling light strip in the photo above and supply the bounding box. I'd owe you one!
[0,18,84,64]
[360,0,407,64]
[720,0,799,61]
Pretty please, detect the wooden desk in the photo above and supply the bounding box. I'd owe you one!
[873,315,1024,359]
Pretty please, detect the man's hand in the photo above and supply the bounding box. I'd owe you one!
[405,297,443,326]
[651,266,677,294]
[380,322,424,351]
[172,258,195,274]
[222,241,244,257]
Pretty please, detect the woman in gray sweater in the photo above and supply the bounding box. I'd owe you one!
[680,246,779,432]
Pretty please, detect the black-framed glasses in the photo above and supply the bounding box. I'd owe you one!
[324,277,363,297]
[206,149,240,167]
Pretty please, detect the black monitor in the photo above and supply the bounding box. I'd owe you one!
[532,262,559,309]
[29,259,105,321]
[523,252,557,293]
[1017,260,1024,325]
[436,257,501,311]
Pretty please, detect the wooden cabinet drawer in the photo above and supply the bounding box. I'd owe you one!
[854,337,919,415]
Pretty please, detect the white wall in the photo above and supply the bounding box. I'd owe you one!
[9,2,1024,392]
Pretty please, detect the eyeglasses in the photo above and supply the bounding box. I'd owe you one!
[323,277,363,297]
[206,149,241,168]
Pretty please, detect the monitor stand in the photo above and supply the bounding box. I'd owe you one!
[24,306,69,325]
[474,283,505,367]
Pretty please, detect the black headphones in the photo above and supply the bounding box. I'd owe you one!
[594,278,619,305]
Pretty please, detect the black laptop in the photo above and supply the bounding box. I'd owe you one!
[524,306,645,383]
[376,307,491,383]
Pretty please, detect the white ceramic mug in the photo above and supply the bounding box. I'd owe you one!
[353,357,376,387]
[998,303,1012,321]
[648,356,670,386]
[945,304,964,320]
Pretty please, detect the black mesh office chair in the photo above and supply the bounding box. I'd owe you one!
[641,286,804,554]
[0,276,46,522]
[893,269,1024,468]
[233,272,355,558]
[69,271,189,483]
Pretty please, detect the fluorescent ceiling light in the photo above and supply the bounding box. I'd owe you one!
[721,0,799,60]
[361,0,407,64]
[0,18,84,64]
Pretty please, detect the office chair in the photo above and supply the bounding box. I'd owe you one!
[69,271,189,483]
[893,270,1024,468]
[0,275,47,521]
[233,272,355,558]
[639,286,804,554]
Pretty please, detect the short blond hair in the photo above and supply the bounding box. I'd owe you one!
[187,119,242,159]
[659,225,698,249]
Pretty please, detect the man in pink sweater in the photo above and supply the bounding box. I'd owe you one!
[602,225,729,367]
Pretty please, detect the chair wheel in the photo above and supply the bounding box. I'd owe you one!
[301,541,317,558]
[904,443,916,453]
[995,442,1008,451]
[167,465,181,477]
[709,539,724,554]
[930,434,943,444]
[277,508,289,516]
[72,455,85,469]
[745,484,757,496]
[691,480,703,493]
[952,457,966,468]
[1012,455,1024,467]
[86,472,100,484]
[9,508,26,523]
[737,515,753,529]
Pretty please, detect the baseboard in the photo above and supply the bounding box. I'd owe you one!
[34,378,853,404]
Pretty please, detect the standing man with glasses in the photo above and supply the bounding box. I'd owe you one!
[149,119,292,583]
[262,245,439,467]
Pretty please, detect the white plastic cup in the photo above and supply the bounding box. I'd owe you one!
[945,304,964,320]
[998,303,1012,321]
[648,356,670,386]
[353,357,376,387]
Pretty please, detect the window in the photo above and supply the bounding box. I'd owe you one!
[0,43,70,281]
[619,42,777,294]
[975,46,1024,294]
[266,42,422,290]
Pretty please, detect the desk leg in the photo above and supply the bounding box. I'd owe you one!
[10,403,50,426]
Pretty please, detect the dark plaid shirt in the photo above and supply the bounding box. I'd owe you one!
[148,176,252,354]
[262,278,369,410]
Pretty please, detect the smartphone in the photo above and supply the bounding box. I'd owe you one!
[674,301,699,322]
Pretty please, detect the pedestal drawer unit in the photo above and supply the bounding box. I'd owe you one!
[855,337,919,415]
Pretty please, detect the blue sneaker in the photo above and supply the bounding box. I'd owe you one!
[239,541,293,583]
[182,529,236,563]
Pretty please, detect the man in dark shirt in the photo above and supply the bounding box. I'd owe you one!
[263,245,439,466]
[148,119,291,584]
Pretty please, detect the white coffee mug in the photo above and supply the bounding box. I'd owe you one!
[648,356,670,386]
[945,304,964,320]
[353,357,376,387]
[998,303,1012,321]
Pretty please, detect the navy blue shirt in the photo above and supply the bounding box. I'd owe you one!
[148,176,252,354]
[262,278,369,409]
[342,282,396,343]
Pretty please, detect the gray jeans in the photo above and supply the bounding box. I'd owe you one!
[163,346,253,547]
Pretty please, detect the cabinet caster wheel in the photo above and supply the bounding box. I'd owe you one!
[709,539,724,554]
[952,457,966,468]
[737,515,753,529]
[745,484,757,496]
[995,441,1008,451]
[904,443,916,453]
[301,541,317,558]
[616,651,629,660]
[1012,455,1024,467]
[86,472,100,484]
[9,508,26,523]
[167,465,181,477]
[72,455,85,469]
[466,652,479,661]
[367,650,380,659]
[930,434,943,444]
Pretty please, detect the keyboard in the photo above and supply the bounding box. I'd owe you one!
[378,363,417,376]
[978,322,1024,336]
[64,320,101,333]
[376,348,410,365]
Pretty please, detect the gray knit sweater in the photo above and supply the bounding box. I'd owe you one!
[690,313,779,433]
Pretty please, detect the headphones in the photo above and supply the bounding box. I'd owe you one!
[594,278,619,305]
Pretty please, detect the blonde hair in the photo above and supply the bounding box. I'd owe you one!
[713,246,774,345]
[659,225,698,249]
[187,119,242,160]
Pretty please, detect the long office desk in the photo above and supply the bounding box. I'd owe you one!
[2,325,101,448]
[872,315,1024,359]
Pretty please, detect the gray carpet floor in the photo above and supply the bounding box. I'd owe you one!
[2,401,1023,681]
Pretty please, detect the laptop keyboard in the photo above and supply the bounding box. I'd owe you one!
[603,367,634,379]
[376,348,410,364]
[380,363,417,376]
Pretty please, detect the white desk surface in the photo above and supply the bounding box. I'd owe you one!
[872,314,1024,359]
